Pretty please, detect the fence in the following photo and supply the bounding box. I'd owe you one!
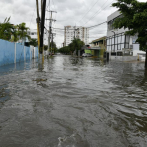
[0,39,38,67]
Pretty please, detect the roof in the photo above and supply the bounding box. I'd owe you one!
[91,36,106,43]
[107,11,121,22]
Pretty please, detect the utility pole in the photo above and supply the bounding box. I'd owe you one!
[36,0,40,48]
[40,0,46,54]
[46,10,57,56]
[35,0,46,55]
[51,33,56,54]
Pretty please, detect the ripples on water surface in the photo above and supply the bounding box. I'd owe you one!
[0,55,147,147]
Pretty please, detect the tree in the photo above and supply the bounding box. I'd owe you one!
[44,45,48,51]
[68,38,85,55]
[59,39,85,55]
[72,38,85,55]
[17,23,31,44]
[0,17,19,42]
[69,43,74,54]
[29,38,38,47]
[50,41,58,53]
[0,17,13,41]
[112,0,147,68]
[58,46,70,54]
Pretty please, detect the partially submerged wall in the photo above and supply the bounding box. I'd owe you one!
[0,39,38,66]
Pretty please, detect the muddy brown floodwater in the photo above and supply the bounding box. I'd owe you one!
[0,55,147,147]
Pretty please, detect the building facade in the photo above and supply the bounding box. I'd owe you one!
[106,11,144,57]
[90,36,106,58]
[27,29,48,45]
[64,26,89,46]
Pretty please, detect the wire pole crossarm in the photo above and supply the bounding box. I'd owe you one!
[46,10,57,13]
[46,19,56,21]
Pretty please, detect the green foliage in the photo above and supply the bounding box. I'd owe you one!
[29,38,38,47]
[0,18,31,43]
[71,38,85,55]
[58,46,70,54]
[59,38,85,55]
[17,23,31,42]
[11,25,19,42]
[0,17,14,41]
[112,0,147,50]
[51,41,58,52]
[44,45,48,51]
[48,41,58,53]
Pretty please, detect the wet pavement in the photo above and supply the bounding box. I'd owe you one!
[0,55,147,147]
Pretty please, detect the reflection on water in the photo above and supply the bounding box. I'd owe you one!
[0,55,147,147]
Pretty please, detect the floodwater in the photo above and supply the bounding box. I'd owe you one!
[0,55,147,147]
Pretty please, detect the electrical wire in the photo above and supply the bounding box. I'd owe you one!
[87,21,107,29]
[52,20,107,31]
[29,8,36,28]
[78,0,101,24]
[84,0,116,26]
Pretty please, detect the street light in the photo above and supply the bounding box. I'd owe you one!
[111,31,115,52]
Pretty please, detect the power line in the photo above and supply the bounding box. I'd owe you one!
[84,0,115,26]
[52,21,107,31]
[78,0,101,24]
[87,21,107,29]
[29,8,36,28]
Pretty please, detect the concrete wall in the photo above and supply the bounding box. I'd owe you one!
[0,39,38,67]
[110,56,140,61]
[0,40,15,66]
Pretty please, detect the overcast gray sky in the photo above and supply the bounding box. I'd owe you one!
[0,0,146,47]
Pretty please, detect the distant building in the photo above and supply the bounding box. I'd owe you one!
[27,29,38,39]
[64,26,89,46]
[90,36,106,58]
[106,11,145,58]
[27,29,48,45]
[80,36,106,58]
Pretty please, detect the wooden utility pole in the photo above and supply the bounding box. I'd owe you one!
[36,0,40,48]
[36,0,46,54]
[40,0,47,54]
[46,10,57,55]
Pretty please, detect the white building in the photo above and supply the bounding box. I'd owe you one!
[27,29,48,45]
[64,26,89,46]
[107,11,145,59]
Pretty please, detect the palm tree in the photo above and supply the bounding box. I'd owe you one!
[17,23,31,44]
[0,17,13,41]
[10,25,19,42]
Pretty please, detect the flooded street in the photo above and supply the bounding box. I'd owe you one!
[0,55,147,147]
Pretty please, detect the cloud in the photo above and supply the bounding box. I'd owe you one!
[0,0,146,47]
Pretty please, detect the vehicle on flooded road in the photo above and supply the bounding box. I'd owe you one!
[82,53,93,57]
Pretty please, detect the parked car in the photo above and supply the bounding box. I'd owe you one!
[82,53,93,57]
